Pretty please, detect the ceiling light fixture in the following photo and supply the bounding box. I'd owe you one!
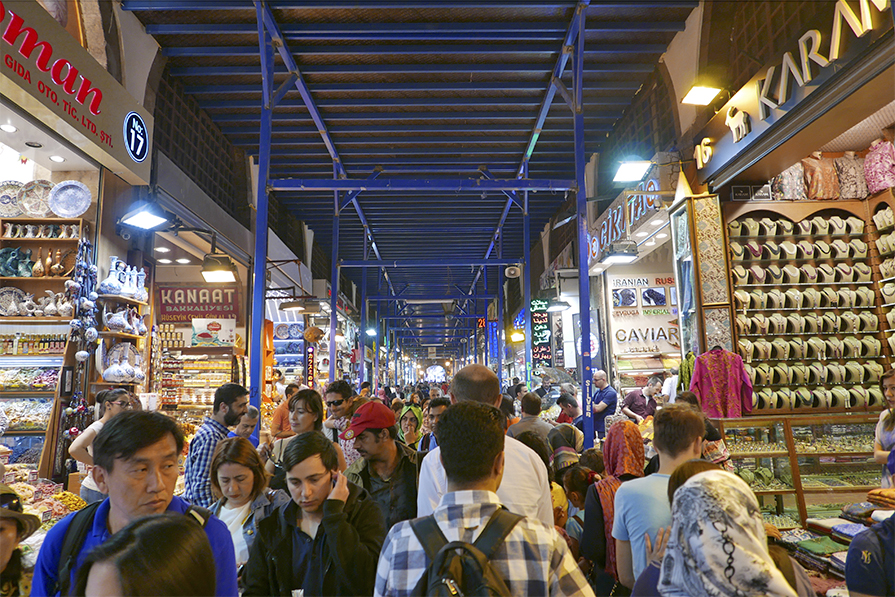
[175,258,191,264]
[24,141,42,148]
[613,158,652,183]
[48,155,65,163]
[120,200,171,230]
[681,85,722,106]
[157,258,172,264]
[155,247,171,253]
[366,328,377,336]
[0,124,17,133]
[510,331,525,343]
[546,298,572,313]
[656,233,668,239]
[201,231,238,284]
[600,239,639,265]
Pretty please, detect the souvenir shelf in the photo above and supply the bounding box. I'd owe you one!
[715,413,881,529]
[724,205,893,415]
[0,218,86,291]
[157,347,245,411]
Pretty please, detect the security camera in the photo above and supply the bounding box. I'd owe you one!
[116,224,133,241]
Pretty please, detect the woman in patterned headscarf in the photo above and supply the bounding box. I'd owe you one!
[659,470,797,597]
[580,420,645,595]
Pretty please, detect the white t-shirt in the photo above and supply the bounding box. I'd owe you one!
[417,435,553,527]
[662,375,678,404]
[218,500,252,565]
[80,420,105,492]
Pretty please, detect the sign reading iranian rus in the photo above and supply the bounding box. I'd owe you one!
[156,285,240,323]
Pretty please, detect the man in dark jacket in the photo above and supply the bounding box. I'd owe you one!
[243,432,385,597]
[343,402,422,528]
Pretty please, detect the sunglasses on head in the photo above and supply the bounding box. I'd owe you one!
[0,493,23,513]
[325,399,345,408]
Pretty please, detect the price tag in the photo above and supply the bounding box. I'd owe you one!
[2,472,14,484]
[0,454,9,465]
[53,483,63,494]
[41,510,51,523]
[28,470,38,482]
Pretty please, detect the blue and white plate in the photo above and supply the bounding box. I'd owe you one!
[49,180,91,218]
[274,323,290,339]
[0,181,23,217]
[288,323,303,339]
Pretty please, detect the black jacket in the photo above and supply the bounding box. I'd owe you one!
[243,481,385,597]
[344,441,422,529]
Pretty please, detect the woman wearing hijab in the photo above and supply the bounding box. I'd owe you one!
[580,421,644,595]
[659,470,797,597]
[398,404,423,450]
[547,423,584,482]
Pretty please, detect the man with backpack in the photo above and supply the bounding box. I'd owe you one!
[32,411,238,596]
[375,401,593,597]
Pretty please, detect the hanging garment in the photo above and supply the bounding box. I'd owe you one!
[771,163,807,201]
[678,351,696,393]
[864,139,895,194]
[689,348,753,418]
[801,153,840,200]
[834,153,869,199]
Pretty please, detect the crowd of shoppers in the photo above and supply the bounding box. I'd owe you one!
[13,365,895,597]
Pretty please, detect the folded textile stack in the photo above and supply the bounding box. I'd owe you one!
[806,517,852,535]
[871,509,894,522]
[828,551,849,579]
[830,522,867,544]
[867,487,895,508]
[794,535,843,573]
[840,501,878,524]
[778,528,821,548]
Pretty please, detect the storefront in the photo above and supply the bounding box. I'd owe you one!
[678,2,893,529]
[0,0,154,481]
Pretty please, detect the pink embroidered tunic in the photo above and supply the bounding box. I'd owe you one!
[689,348,754,418]
[864,139,895,194]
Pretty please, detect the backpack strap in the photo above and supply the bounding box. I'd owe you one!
[409,515,449,561]
[55,501,102,596]
[184,504,211,527]
[471,509,524,560]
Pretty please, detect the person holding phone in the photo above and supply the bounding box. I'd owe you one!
[243,432,385,597]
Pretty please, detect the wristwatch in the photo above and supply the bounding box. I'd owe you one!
[849,239,868,259]
[815,240,833,259]
[802,288,820,308]
[789,337,806,359]
[811,216,830,235]
[802,312,819,332]
[790,364,808,383]
[785,288,803,309]
[845,216,865,234]
[831,239,850,259]
[742,217,760,236]
[787,313,804,334]
[864,362,885,382]
[782,265,801,284]
[807,336,827,359]
[817,264,836,284]
[837,289,856,309]
[839,310,859,332]
[835,263,854,283]
[809,361,827,383]
[853,263,872,283]
[780,241,799,258]
[829,216,846,235]
[766,289,785,309]
[844,361,865,383]
[856,287,875,307]
[730,242,746,260]
[760,218,777,236]
[812,388,831,408]
[766,265,784,284]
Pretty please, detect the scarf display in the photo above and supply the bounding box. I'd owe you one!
[659,470,797,597]
[593,421,644,579]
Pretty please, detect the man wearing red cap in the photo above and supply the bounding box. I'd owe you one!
[343,402,423,529]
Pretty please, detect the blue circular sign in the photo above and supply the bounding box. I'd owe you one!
[123,111,149,163]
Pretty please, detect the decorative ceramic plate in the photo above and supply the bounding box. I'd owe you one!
[288,323,303,339]
[48,180,91,218]
[105,341,140,369]
[0,181,24,217]
[17,180,54,218]
[274,323,290,339]
[0,287,26,316]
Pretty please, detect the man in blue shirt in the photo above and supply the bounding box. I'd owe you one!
[228,404,260,447]
[845,514,894,597]
[592,370,618,439]
[32,411,238,596]
[185,383,249,507]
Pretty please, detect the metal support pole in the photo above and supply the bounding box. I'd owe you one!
[523,164,533,388]
[374,302,381,389]
[359,235,368,388]
[573,6,595,449]
[329,164,340,385]
[393,330,398,387]
[497,231,504,388]
[249,10,274,414]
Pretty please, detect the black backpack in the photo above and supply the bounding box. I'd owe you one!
[54,501,210,596]
[409,508,523,597]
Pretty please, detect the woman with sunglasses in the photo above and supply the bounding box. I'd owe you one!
[1,483,42,596]
[68,389,132,504]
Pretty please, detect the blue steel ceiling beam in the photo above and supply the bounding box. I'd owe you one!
[212,111,624,122]
[269,178,575,192]
[163,44,665,57]
[222,123,613,135]
[185,81,643,94]
[170,63,654,75]
[198,97,632,109]
[266,147,601,157]
[234,135,604,146]
[342,259,514,268]
[126,1,695,9]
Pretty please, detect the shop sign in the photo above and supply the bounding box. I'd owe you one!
[531,299,552,366]
[0,0,153,184]
[587,179,663,267]
[487,320,499,361]
[191,318,235,346]
[609,274,680,353]
[157,285,240,322]
[696,0,892,183]
[306,344,315,388]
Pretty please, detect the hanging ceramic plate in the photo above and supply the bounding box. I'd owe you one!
[0,181,24,217]
[274,323,290,339]
[48,180,91,218]
[0,287,26,316]
[288,323,303,339]
[17,180,54,218]
[105,341,140,369]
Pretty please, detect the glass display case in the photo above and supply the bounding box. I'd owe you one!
[715,412,882,528]
[669,200,700,355]
[0,353,62,467]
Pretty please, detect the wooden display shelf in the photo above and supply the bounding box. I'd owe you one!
[96,295,149,307]
[735,282,873,287]
[729,451,790,458]
[0,317,69,323]
[730,233,856,240]
[168,346,245,355]
[793,451,874,458]
[0,277,71,282]
[752,489,797,495]
[737,257,862,265]
[0,237,79,243]
[801,485,878,493]
[98,331,146,340]
[0,217,84,224]
[3,428,47,435]
[0,354,65,358]
[0,390,55,397]
[89,381,138,386]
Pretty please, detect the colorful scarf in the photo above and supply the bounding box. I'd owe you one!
[659,470,797,597]
[397,404,423,449]
[593,421,644,579]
